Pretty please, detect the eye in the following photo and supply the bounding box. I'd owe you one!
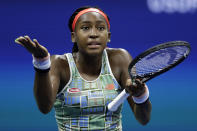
[81,26,89,31]
[97,26,105,31]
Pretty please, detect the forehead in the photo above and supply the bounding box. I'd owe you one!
[77,12,107,24]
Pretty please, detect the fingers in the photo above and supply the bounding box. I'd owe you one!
[15,36,27,46]
[33,39,41,49]
[33,39,38,47]
[125,78,135,94]
[24,35,34,44]
[15,37,22,45]
[135,79,145,87]
[126,78,140,88]
[15,35,40,56]
[15,35,49,58]
[125,78,145,97]
[15,35,36,48]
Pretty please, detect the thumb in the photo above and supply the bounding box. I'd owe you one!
[126,78,132,87]
[125,78,133,94]
[33,39,47,51]
[126,78,137,87]
[33,39,48,58]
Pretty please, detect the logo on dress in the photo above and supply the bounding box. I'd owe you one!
[68,88,80,93]
[105,84,115,90]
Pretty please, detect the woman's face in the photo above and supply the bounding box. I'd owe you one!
[72,12,111,56]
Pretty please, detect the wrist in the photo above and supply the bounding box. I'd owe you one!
[32,53,51,72]
[132,84,149,104]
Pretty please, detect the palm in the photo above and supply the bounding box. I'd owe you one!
[15,35,48,58]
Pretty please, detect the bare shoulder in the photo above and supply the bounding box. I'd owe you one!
[106,48,132,83]
[50,54,69,67]
[50,54,70,75]
[51,54,67,62]
[106,48,132,63]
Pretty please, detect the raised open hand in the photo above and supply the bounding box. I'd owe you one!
[15,35,49,58]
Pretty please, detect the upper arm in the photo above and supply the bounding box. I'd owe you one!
[107,48,132,88]
[50,54,70,98]
[111,48,136,110]
[49,55,61,98]
[118,49,133,89]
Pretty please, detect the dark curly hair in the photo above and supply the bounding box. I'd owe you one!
[68,6,110,53]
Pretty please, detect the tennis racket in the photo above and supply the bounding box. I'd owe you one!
[108,41,191,111]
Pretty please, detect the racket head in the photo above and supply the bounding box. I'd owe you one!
[128,41,191,82]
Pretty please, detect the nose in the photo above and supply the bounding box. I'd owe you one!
[89,27,99,39]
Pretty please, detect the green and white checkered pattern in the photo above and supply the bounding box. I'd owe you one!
[54,50,123,131]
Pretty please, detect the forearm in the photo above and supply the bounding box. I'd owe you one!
[125,80,152,125]
[132,99,152,125]
[15,36,59,114]
[34,72,54,114]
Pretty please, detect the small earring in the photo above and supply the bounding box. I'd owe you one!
[108,40,111,43]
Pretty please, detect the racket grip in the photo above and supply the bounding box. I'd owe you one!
[107,89,130,112]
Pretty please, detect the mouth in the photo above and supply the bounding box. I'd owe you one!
[87,42,101,49]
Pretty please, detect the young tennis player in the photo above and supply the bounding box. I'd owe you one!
[15,6,152,130]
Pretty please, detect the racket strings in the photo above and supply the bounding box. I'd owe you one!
[132,46,189,76]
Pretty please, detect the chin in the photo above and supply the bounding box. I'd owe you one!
[86,48,104,56]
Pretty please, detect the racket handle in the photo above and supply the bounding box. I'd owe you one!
[107,89,130,112]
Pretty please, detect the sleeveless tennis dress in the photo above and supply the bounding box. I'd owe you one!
[54,49,123,131]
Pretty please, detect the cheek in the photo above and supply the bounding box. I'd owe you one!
[77,31,89,39]
[101,33,109,41]
[76,34,86,43]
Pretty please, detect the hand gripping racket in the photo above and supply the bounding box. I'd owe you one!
[108,41,191,111]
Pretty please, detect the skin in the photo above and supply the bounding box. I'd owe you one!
[15,11,151,125]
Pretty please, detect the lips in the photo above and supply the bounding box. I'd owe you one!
[87,42,101,48]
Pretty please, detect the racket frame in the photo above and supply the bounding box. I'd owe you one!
[128,41,191,83]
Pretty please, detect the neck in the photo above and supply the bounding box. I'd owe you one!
[74,51,103,77]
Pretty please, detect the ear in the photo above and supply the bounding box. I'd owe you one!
[71,32,76,43]
[107,32,111,43]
